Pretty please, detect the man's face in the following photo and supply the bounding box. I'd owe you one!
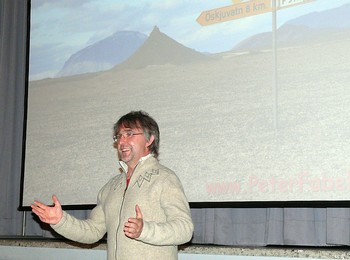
[115,125,153,169]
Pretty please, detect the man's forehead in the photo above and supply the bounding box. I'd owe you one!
[118,123,142,131]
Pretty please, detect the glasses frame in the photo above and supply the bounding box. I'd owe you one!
[113,130,144,143]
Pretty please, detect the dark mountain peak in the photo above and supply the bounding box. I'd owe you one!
[150,25,161,35]
[114,26,211,70]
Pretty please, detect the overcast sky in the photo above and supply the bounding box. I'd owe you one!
[29,0,350,80]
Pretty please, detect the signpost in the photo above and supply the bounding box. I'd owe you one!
[197,0,314,26]
[280,0,310,7]
[197,0,315,129]
[196,0,272,26]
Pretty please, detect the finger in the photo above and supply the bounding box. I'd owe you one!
[124,230,134,238]
[123,224,133,232]
[127,218,138,224]
[124,221,140,233]
[135,204,142,219]
[32,208,48,221]
[124,221,135,228]
[31,204,44,214]
[123,225,135,238]
[31,206,42,217]
[52,195,61,207]
[32,200,48,209]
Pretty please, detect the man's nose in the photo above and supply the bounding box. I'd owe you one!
[118,135,128,143]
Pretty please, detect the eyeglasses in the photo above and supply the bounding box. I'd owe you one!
[113,130,144,142]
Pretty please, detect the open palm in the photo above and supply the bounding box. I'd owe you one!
[31,195,63,225]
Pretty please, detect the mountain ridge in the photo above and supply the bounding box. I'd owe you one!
[56,31,147,78]
[113,26,211,71]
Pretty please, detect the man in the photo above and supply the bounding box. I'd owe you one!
[31,110,193,260]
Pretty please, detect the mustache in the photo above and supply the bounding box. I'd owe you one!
[118,145,131,151]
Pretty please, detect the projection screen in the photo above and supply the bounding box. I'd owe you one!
[22,0,350,207]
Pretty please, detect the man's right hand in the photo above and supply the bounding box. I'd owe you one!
[31,195,63,225]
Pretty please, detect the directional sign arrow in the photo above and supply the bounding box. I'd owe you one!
[197,0,314,26]
[197,0,272,26]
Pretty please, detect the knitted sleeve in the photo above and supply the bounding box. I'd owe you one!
[51,190,107,244]
[137,173,193,245]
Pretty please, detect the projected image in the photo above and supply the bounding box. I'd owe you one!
[23,0,350,206]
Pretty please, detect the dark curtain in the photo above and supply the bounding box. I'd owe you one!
[1,0,349,247]
[0,0,28,236]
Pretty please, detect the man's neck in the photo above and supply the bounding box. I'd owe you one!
[126,168,134,180]
[120,153,153,179]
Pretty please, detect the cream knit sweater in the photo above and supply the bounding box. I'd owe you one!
[51,156,193,259]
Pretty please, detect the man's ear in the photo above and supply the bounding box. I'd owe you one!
[146,135,155,148]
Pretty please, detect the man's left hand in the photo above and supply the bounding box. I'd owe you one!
[124,204,143,238]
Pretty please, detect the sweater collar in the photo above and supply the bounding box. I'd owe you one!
[118,153,153,174]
